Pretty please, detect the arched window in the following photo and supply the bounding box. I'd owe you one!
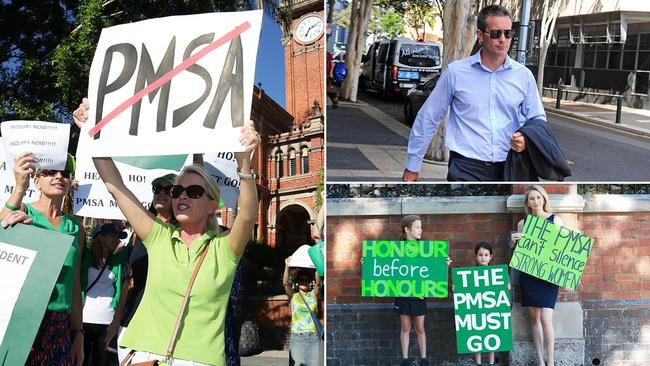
[301,147,309,174]
[276,152,284,178]
[288,150,296,176]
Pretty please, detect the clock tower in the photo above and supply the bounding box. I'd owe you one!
[283,0,325,124]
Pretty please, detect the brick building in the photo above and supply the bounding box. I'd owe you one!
[326,184,650,365]
[238,0,325,350]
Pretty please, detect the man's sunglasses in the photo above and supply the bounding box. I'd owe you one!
[40,169,72,179]
[482,29,515,39]
[152,185,172,195]
[169,185,213,199]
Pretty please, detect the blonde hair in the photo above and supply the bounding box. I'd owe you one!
[523,185,551,216]
[178,164,222,232]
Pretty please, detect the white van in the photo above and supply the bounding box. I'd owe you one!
[360,38,442,98]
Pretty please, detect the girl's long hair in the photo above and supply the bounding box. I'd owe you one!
[399,215,421,240]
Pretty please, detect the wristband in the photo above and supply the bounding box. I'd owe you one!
[4,202,19,211]
[237,169,257,180]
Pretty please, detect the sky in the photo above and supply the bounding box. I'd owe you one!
[254,13,286,108]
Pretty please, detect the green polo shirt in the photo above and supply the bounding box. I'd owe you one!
[120,219,239,366]
[24,203,81,313]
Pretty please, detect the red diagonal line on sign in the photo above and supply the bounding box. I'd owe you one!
[89,21,251,137]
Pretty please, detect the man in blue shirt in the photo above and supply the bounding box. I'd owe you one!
[403,4,546,181]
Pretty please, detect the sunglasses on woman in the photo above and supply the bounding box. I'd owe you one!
[169,185,213,199]
[482,29,514,39]
[152,185,172,194]
[40,169,72,179]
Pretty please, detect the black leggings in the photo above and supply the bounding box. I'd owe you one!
[83,323,117,366]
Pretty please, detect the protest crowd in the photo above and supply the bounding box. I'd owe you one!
[0,96,324,366]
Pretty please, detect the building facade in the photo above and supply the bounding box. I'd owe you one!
[239,0,325,350]
[506,0,650,108]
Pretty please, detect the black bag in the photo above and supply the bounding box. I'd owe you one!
[238,319,262,357]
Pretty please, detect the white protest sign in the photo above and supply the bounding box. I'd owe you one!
[1,121,70,170]
[0,138,39,205]
[203,152,239,209]
[74,154,240,219]
[73,155,186,220]
[289,245,316,269]
[77,10,263,158]
[0,243,37,343]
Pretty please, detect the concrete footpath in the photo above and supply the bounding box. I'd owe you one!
[541,96,650,137]
[326,100,447,181]
[241,350,289,366]
[326,96,650,181]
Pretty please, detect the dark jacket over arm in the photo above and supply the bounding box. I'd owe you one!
[504,119,572,181]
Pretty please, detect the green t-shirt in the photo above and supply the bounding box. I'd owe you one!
[24,203,81,313]
[290,291,318,334]
[120,220,239,366]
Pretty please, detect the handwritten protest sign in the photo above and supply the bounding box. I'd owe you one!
[0,138,39,205]
[361,240,449,297]
[0,224,74,365]
[76,10,263,158]
[452,265,512,353]
[0,243,36,343]
[510,215,594,291]
[74,153,239,219]
[1,121,70,170]
[203,152,240,209]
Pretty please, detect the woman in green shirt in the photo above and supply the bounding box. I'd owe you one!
[75,100,261,366]
[0,154,85,365]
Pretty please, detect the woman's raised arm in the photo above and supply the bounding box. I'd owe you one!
[228,120,260,257]
[92,157,155,240]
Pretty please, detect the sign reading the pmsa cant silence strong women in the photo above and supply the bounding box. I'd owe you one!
[510,215,594,291]
[361,240,449,297]
[452,265,512,353]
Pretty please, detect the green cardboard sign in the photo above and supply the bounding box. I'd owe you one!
[361,240,449,297]
[0,224,74,366]
[452,265,512,354]
[510,215,593,291]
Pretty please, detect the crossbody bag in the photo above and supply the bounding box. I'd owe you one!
[297,291,323,339]
[119,244,210,366]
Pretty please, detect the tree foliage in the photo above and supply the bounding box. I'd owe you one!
[379,9,404,39]
[0,0,288,125]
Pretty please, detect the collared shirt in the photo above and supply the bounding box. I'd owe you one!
[406,50,546,172]
[24,203,81,312]
[120,219,239,366]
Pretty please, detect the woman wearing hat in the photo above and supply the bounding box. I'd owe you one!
[283,256,322,366]
[0,154,85,365]
[81,223,128,366]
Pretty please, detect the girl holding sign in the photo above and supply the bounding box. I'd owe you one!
[511,185,563,366]
[1,155,85,365]
[469,241,509,366]
[393,215,452,366]
[76,107,260,365]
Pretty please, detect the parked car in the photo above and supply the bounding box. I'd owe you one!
[360,38,442,99]
[403,73,441,125]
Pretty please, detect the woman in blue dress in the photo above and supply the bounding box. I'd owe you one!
[511,185,564,366]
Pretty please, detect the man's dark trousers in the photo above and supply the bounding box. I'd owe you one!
[447,151,505,181]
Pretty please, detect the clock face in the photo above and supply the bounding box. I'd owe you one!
[294,14,324,44]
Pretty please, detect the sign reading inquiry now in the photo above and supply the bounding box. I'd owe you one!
[510,215,594,291]
[452,265,512,354]
[361,240,449,298]
[77,10,263,158]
